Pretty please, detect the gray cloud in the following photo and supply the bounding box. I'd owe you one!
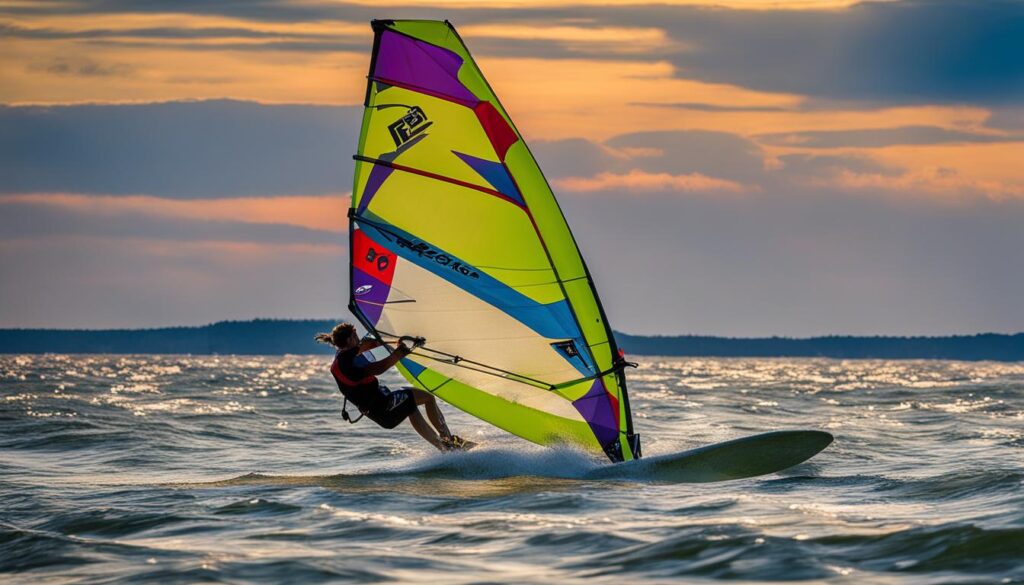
[533,131,769,185]
[773,153,898,178]
[606,131,766,183]
[2,22,341,41]
[0,0,481,24]
[0,202,341,245]
[985,107,1024,132]
[758,126,1024,148]
[615,0,1024,105]
[631,102,793,113]
[28,57,135,77]
[529,138,619,180]
[0,100,361,198]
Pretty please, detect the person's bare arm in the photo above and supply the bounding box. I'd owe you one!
[356,338,382,354]
[362,343,412,376]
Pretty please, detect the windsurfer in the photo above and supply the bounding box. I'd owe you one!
[316,323,469,451]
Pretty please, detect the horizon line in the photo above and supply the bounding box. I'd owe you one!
[0,318,1020,340]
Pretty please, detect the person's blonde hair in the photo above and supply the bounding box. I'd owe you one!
[315,322,356,348]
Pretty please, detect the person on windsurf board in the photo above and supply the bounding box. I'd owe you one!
[317,323,473,451]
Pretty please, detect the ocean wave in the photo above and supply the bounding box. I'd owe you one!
[213,498,303,517]
[877,469,1024,501]
[810,523,1024,575]
[4,355,1023,584]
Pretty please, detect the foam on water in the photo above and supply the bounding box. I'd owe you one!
[2,355,1023,584]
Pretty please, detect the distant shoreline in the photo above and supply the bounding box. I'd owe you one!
[1,319,1021,361]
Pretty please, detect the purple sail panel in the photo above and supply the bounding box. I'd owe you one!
[352,266,391,326]
[374,31,479,106]
[356,163,393,216]
[572,379,620,447]
[453,151,524,206]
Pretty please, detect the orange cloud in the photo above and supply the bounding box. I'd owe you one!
[826,167,1024,202]
[602,146,665,159]
[554,169,749,194]
[871,143,1024,191]
[775,141,1024,201]
[479,57,804,141]
[460,24,676,54]
[0,193,350,232]
[0,37,369,105]
[8,13,367,36]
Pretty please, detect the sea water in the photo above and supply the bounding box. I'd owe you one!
[1,355,1022,584]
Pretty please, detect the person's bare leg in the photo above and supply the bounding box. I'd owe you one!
[407,408,443,451]
[412,389,451,439]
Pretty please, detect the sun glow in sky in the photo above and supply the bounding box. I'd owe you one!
[1,0,1022,335]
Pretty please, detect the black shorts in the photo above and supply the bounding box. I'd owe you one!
[366,386,417,429]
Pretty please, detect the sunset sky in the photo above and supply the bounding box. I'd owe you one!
[1,0,1022,336]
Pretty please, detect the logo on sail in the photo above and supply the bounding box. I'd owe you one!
[354,284,374,296]
[365,247,390,272]
[552,340,579,358]
[388,106,431,146]
[394,235,480,279]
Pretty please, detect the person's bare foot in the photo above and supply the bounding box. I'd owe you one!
[440,435,476,451]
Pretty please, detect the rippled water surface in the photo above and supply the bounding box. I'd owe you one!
[2,355,1023,584]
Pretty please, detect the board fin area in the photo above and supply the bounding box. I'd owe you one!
[589,430,833,483]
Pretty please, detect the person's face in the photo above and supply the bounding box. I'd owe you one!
[348,329,359,348]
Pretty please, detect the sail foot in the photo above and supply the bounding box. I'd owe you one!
[603,432,642,463]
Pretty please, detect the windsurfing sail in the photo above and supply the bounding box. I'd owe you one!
[348,19,640,462]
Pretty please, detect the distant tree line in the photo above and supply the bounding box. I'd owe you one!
[0,320,1021,361]
[0,320,340,356]
[614,332,1024,362]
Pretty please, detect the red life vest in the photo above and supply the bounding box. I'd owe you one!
[330,350,380,411]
